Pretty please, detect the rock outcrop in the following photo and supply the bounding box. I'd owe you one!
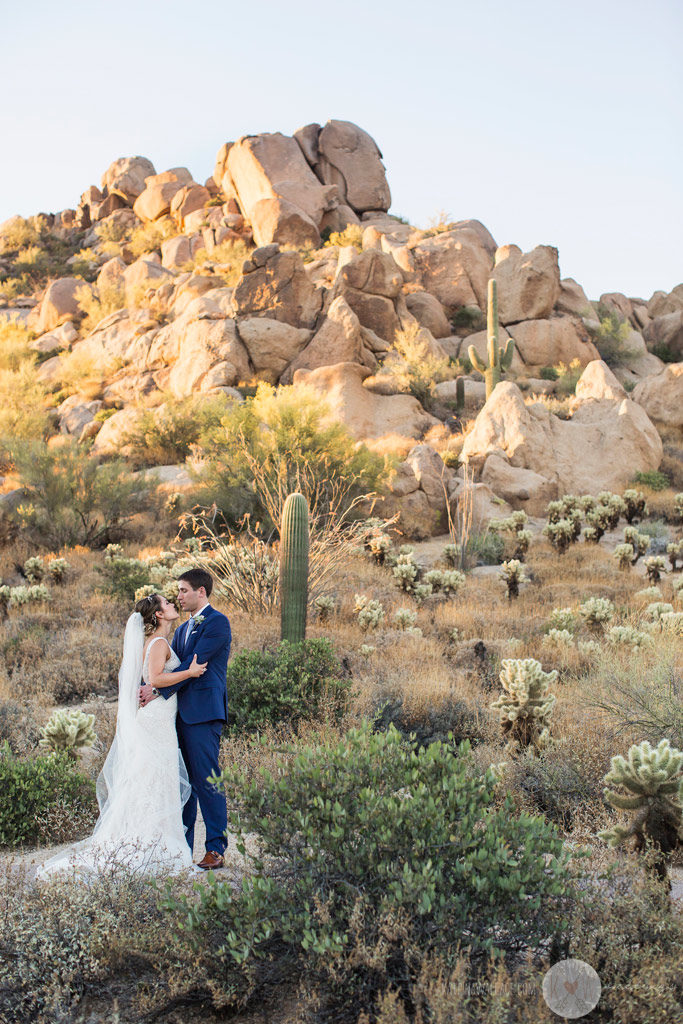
[632,362,683,427]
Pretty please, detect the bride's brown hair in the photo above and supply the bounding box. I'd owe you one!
[134,593,164,636]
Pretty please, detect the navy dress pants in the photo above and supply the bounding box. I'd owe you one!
[176,718,227,855]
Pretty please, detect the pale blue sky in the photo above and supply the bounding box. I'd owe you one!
[1,0,680,300]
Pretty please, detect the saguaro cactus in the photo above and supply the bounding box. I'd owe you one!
[468,279,515,399]
[279,492,310,642]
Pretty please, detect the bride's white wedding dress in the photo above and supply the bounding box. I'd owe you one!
[37,616,193,879]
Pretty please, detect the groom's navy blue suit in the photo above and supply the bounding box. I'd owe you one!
[159,605,231,856]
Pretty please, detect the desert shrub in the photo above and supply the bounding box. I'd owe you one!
[0,319,35,371]
[96,550,151,601]
[225,639,349,734]
[197,382,388,530]
[324,225,364,250]
[589,305,638,366]
[128,215,177,258]
[0,700,38,755]
[0,362,54,456]
[9,440,152,548]
[121,392,233,468]
[0,216,88,298]
[193,238,250,286]
[555,357,583,395]
[160,722,576,1018]
[467,529,505,565]
[0,866,163,1024]
[383,322,452,409]
[0,744,96,847]
[518,743,602,827]
[75,281,125,333]
[634,469,671,491]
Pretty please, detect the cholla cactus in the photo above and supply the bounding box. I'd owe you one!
[607,625,655,650]
[578,597,615,631]
[500,559,528,599]
[635,586,662,602]
[359,644,376,657]
[450,627,460,642]
[644,556,667,584]
[597,492,627,528]
[412,583,433,606]
[673,577,683,601]
[39,709,97,759]
[490,658,557,754]
[368,533,392,565]
[104,543,124,560]
[674,493,683,523]
[622,489,647,524]
[393,608,418,630]
[543,628,574,648]
[23,556,45,583]
[491,511,533,560]
[660,611,683,635]
[578,494,597,514]
[8,584,51,607]
[666,540,683,572]
[543,519,575,554]
[646,601,674,622]
[577,639,601,656]
[314,594,336,622]
[134,584,156,602]
[548,607,577,633]
[392,559,418,592]
[423,568,465,596]
[584,505,614,542]
[598,738,683,882]
[47,557,70,583]
[0,585,10,620]
[354,594,385,632]
[613,543,634,570]
[442,543,458,567]
[512,529,532,560]
[623,526,650,564]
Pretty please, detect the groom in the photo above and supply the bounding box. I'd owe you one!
[139,568,231,870]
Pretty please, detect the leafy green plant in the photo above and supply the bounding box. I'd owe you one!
[160,721,575,1017]
[384,322,453,410]
[634,469,671,492]
[323,225,363,250]
[225,639,348,734]
[0,744,96,847]
[589,305,637,366]
[122,393,232,468]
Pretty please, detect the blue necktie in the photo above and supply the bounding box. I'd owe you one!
[184,616,195,652]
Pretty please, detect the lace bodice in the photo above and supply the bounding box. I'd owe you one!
[143,637,180,684]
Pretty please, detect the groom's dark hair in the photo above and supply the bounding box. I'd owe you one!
[178,568,213,597]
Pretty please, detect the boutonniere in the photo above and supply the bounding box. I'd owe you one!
[193,614,205,626]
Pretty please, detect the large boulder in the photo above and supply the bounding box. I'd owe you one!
[160,234,204,271]
[404,290,451,338]
[461,381,662,510]
[132,170,192,223]
[36,277,88,333]
[480,453,556,511]
[101,157,156,203]
[167,318,251,397]
[281,295,377,382]
[492,245,560,324]
[632,363,683,427]
[123,256,173,306]
[647,285,683,319]
[232,245,323,328]
[643,310,683,360]
[236,318,311,383]
[409,226,492,312]
[226,133,338,246]
[292,361,438,442]
[96,256,127,292]
[506,316,599,371]
[92,407,146,455]
[170,183,211,228]
[575,360,627,402]
[57,395,103,438]
[29,320,78,355]
[555,277,593,317]
[334,249,405,340]
[297,119,391,215]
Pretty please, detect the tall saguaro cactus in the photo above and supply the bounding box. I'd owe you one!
[279,492,310,642]
[468,279,515,400]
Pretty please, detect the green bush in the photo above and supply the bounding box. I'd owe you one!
[10,440,152,548]
[0,320,35,372]
[226,638,349,733]
[122,393,233,468]
[0,216,88,299]
[161,722,576,1017]
[468,529,505,565]
[539,365,559,381]
[0,743,96,847]
[197,382,388,529]
[633,469,671,492]
[589,305,638,366]
[96,552,151,601]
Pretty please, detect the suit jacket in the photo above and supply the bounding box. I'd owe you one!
[160,605,231,725]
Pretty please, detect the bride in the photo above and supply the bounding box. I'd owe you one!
[37,593,207,878]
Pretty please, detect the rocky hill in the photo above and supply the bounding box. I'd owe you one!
[1,119,681,535]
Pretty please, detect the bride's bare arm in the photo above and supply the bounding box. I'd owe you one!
[146,642,206,688]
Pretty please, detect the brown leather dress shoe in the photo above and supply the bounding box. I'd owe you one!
[196,850,225,870]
